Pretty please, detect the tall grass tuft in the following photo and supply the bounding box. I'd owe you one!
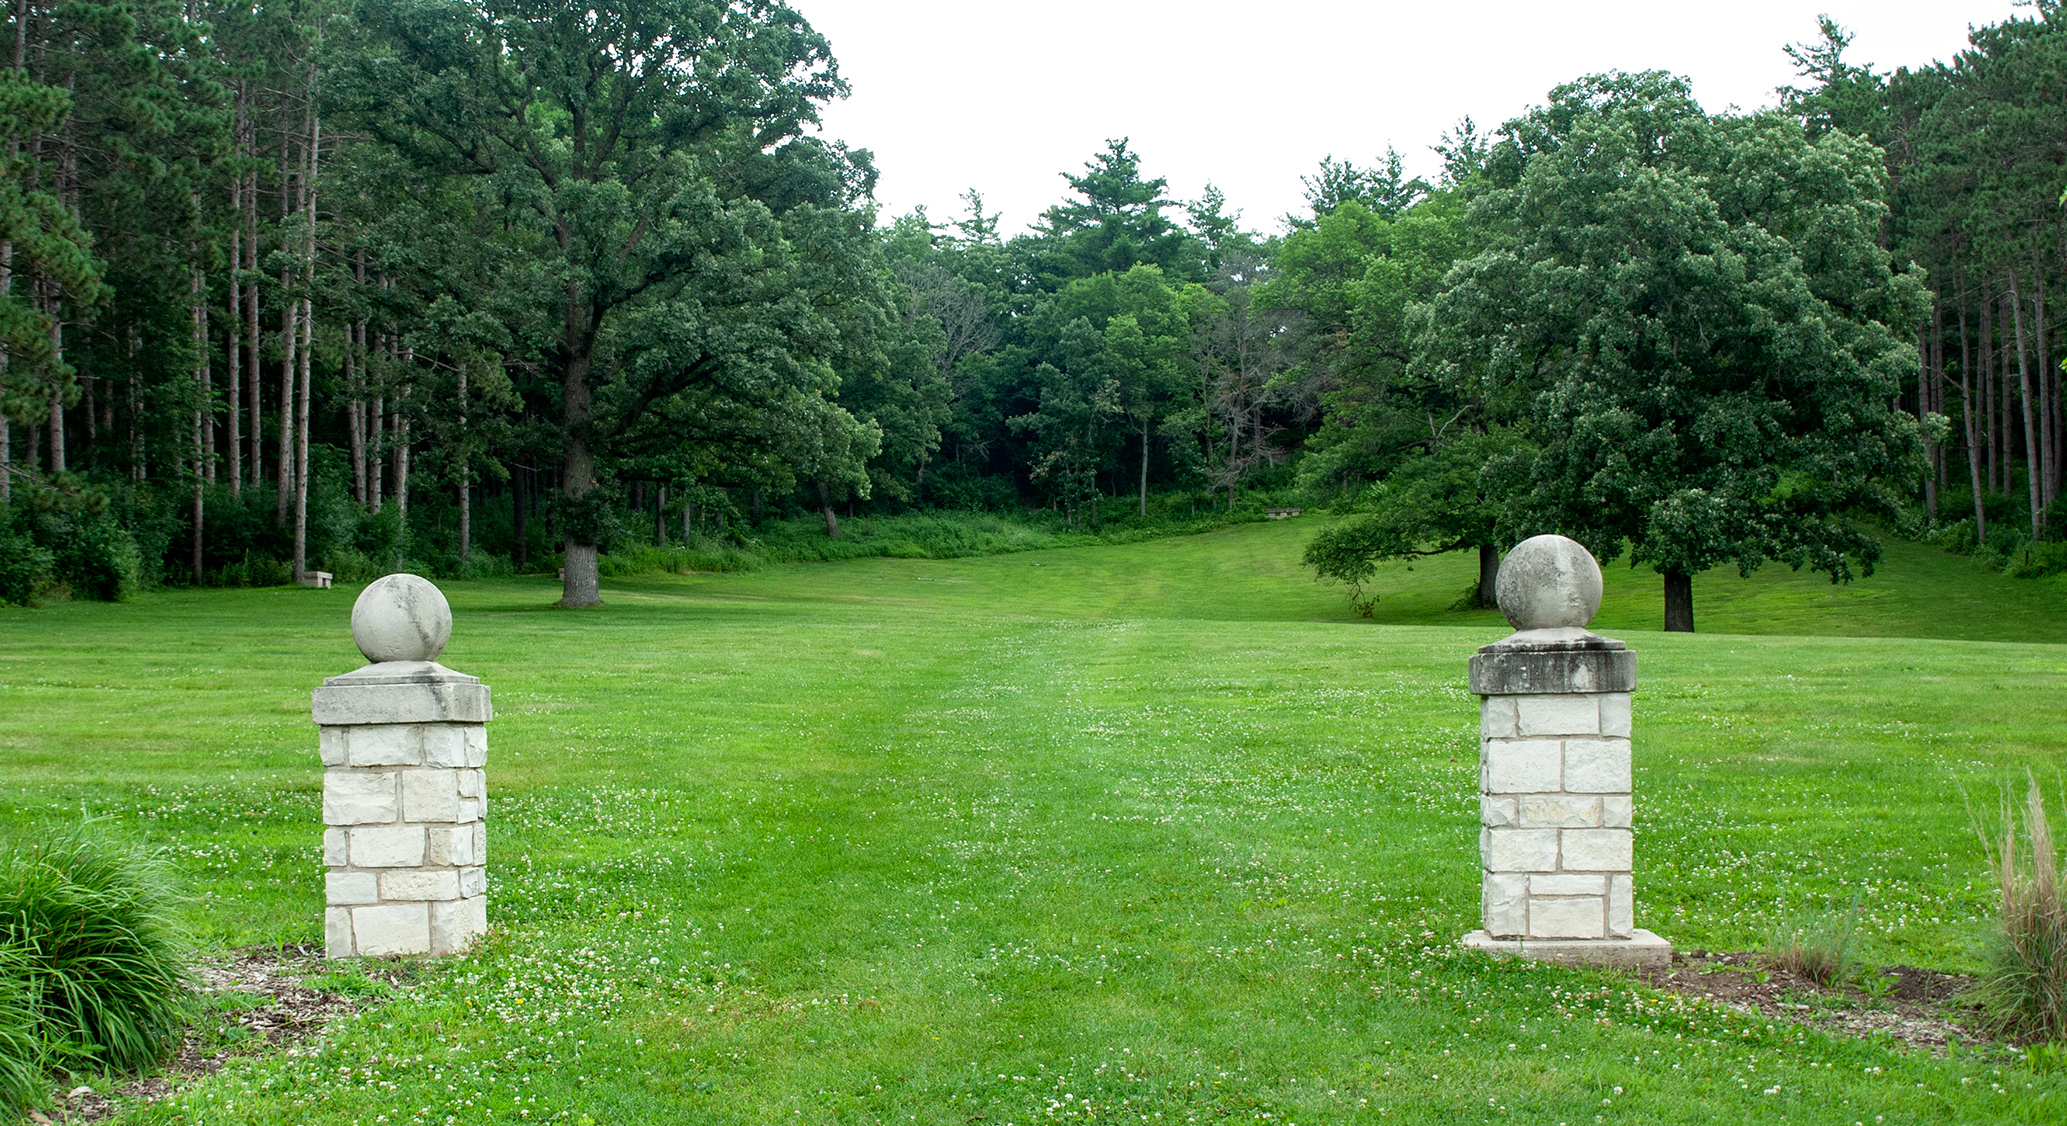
[0,821,192,1071]
[1764,892,1861,986]
[1971,773,2067,1042]
[0,945,42,1113]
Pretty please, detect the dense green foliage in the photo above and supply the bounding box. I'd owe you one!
[0,2,2061,625]
[5,522,2067,1120]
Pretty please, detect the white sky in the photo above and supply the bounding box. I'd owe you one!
[804,0,2027,236]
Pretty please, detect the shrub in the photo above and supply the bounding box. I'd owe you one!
[0,821,191,1071]
[1763,893,1860,986]
[1972,774,2067,1042]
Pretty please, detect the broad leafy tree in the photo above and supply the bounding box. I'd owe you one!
[1422,72,1929,630]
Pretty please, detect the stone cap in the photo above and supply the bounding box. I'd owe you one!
[313,662,491,726]
[1470,641,1636,696]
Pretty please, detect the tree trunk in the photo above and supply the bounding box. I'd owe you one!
[1139,422,1150,517]
[1921,317,1938,519]
[369,392,384,514]
[457,364,470,563]
[558,338,603,606]
[293,296,312,580]
[225,89,243,497]
[1478,543,1500,608]
[817,481,840,538]
[513,465,528,566]
[654,484,665,546]
[2009,269,2041,541]
[0,418,8,505]
[191,260,208,582]
[243,137,261,493]
[1662,570,1694,633]
[1981,291,1996,494]
[1960,279,1987,545]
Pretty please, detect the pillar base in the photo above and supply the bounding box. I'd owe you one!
[1459,928,1672,970]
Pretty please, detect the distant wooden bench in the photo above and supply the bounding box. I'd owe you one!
[1265,508,1302,520]
[299,570,333,589]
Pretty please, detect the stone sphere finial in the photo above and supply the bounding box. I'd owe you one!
[350,574,452,663]
[1495,535,1604,631]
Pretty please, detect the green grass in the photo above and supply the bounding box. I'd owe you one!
[2,520,2065,1123]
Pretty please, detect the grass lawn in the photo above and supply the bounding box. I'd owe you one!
[2,519,2064,1124]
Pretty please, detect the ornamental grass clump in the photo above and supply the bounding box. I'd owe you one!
[1763,893,1860,986]
[0,821,192,1074]
[1971,774,2067,1043]
[0,947,42,1113]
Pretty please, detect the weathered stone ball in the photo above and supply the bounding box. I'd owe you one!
[1495,535,1603,631]
[350,573,452,663]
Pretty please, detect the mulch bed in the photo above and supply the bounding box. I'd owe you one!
[36,945,403,1124]
[1639,949,1985,1054]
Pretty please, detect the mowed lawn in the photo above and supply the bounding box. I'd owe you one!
[2,520,2065,1124]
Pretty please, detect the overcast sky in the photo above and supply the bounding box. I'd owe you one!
[803,0,2025,236]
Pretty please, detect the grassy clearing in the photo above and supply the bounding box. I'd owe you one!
[2,520,2065,1122]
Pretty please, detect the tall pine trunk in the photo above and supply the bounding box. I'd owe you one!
[1478,543,1499,608]
[292,113,318,580]
[2009,268,2042,540]
[1960,276,1987,545]
[191,259,208,582]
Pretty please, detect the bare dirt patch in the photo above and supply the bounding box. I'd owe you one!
[38,944,406,1124]
[1641,949,1983,1054]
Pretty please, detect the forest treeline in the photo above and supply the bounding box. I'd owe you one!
[0,2,2061,625]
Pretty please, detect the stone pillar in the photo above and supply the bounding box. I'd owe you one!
[315,574,490,958]
[1459,535,1671,969]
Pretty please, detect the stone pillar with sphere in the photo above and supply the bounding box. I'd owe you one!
[1459,535,1671,968]
[314,574,490,958]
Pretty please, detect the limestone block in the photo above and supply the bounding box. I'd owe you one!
[464,726,488,768]
[457,768,485,799]
[1515,694,1600,737]
[1609,875,1634,939]
[312,679,490,726]
[459,865,486,897]
[1600,693,1632,737]
[422,725,468,768]
[1521,794,1602,828]
[380,868,461,901]
[1482,827,1559,872]
[323,827,348,867]
[319,727,348,767]
[426,825,476,866]
[430,896,487,955]
[348,824,425,867]
[1530,873,1607,896]
[1481,796,1519,828]
[473,822,488,862]
[1562,739,1632,793]
[353,902,431,956]
[326,870,378,905]
[1529,896,1606,939]
[1601,795,1633,829]
[323,771,399,825]
[1480,697,1518,740]
[346,724,422,767]
[325,907,354,957]
[1482,740,1560,793]
[1483,872,1528,937]
[457,797,483,823]
[1560,828,1633,872]
[402,770,460,822]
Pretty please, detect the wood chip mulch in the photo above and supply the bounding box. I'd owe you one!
[36,945,403,1124]
[1638,949,1986,1055]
